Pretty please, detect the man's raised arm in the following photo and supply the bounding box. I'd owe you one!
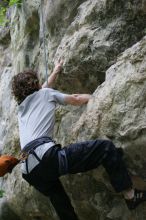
[64,94,91,106]
[42,60,63,88]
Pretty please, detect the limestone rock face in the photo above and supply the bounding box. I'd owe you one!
[0,0,146,220]
[57,36,146,220]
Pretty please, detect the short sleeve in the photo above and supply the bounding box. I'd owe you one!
[42,88,67,105]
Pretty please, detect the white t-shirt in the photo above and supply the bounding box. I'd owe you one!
[18,88,67,173]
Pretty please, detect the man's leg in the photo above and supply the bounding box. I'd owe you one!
[46,179,79,220]
[62,139,132,191]
[23,152,79,220]
[61,139,146,209]
[23,176,79,220]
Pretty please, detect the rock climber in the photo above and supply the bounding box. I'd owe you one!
[11,60,146,220]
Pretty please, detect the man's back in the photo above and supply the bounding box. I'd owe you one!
[18,88,66,149]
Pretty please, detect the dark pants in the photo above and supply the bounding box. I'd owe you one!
[22,139,132,220]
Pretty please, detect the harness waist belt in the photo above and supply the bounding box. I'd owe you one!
[22,137,56,174]
[22,137,69,176]
[22,136,55,154]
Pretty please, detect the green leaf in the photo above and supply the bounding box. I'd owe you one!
[0,190,5,198]
[9,0,22,7]
[0,0,22,25]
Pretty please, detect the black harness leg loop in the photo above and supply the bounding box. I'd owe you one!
[32,150,41,162]
[26,158,29,174]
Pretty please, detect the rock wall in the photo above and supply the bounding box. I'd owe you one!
[0,0,146,219]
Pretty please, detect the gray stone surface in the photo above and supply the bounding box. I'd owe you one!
[0,0,146,219]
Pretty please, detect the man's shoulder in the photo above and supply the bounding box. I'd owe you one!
[41,87,54,93]
[38,88,58,100]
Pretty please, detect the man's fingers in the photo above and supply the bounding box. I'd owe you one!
[58,58,64,65]
[60,60,64,65]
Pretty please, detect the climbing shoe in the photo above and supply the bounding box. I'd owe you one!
[125,189,146,210]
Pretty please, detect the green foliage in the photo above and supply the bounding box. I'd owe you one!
[0,190,5,198]
[9,0,22,7]
[0,0,22,25]
[0,7,6,25]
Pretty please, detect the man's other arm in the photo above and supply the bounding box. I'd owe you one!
[64,94,91,106]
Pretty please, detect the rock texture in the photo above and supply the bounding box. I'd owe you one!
[1,0,146,219]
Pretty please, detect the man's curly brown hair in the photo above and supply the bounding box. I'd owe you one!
[12,71,40,105]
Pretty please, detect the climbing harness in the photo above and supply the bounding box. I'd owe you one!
[22,136,55,174]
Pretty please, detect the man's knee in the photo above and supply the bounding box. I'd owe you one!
[102,140,124,158]
[101,141,119,170]
[102,140,116,153]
